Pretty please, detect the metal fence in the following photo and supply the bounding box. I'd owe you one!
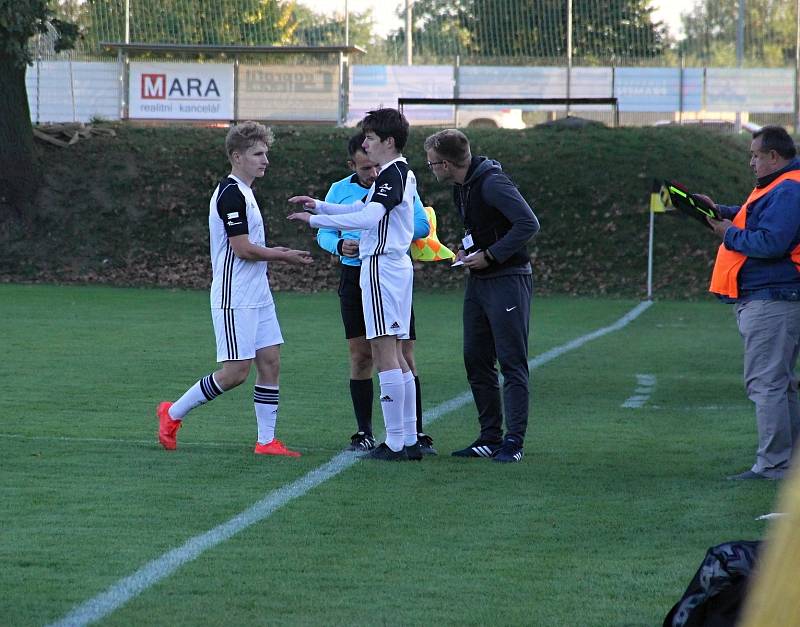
[28,0,800,129]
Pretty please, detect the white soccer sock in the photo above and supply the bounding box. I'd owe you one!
[378,368,405,452]
[402,370,418,446]
[254,385,279,444]
[170,374,223,420]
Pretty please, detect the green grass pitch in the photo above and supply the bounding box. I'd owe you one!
[0,284,780,626]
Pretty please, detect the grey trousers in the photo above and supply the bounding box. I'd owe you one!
[463,273,532,443]
[735,299,800,478]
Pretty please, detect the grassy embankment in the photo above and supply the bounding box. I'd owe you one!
[3,124,756,298]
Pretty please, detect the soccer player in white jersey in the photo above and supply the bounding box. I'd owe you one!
[156,121,312,456]
[317,133,435,454]
[288,108,420,461]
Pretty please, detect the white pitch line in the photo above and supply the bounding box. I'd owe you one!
[0,433,237,447]
[622,373,657,408]
[48,299,652,627]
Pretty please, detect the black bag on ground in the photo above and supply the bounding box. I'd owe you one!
[663,540,760,627]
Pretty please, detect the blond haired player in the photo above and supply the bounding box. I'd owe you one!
[156,121,312,456]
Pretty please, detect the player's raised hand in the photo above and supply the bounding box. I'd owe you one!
[287,211,312,224]
[288,195,318,211]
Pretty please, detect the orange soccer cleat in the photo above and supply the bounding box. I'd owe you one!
[156,401,182,450]
[254,438,301,457]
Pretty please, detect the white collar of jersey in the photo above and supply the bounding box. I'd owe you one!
[228,173,250,188]
[378,156,407,173]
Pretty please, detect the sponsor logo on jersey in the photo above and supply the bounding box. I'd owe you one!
[227,220,242,226]
[376,183,392,197]
[227,212,240,219]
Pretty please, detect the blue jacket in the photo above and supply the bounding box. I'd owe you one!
[717,158,800,301]
[316,173,430,267]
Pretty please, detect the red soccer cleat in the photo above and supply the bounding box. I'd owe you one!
[254,438,301,457]
[156,401,182,450]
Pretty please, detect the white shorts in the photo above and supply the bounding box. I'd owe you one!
[211,304,284,362]
[360,254,413,340]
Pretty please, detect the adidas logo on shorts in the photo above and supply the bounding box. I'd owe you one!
[390,321,400,329]
[380,394,393,403]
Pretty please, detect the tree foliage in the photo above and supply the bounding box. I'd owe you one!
[0,0,79,67]
[0,0,78,218]
[76,0,373,50]
[388,0,668,63]
[679,0,796,67]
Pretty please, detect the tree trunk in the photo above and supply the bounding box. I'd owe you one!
[0,52,38,220]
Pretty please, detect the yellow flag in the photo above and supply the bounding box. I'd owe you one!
[411,207,456,262]
[650,180,671,213]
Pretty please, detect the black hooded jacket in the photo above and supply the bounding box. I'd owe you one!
[453,156,540,277]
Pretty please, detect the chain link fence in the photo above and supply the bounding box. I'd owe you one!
[29,0,800,128]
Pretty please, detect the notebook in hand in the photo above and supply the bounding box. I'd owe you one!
[665,180,722,229]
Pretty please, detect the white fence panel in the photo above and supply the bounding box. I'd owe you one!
[26,60,120,123]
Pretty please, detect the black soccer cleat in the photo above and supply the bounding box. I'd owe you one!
[364,442,408,461]
[405,442,423,461]
[451,439,502,458]
[349,431,376,452]
[492,436,524,463]
[416,432,437,455]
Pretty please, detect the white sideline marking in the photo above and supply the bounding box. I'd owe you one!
[622,373,657,408]
[48,300,652,627]
[0,434,237,447]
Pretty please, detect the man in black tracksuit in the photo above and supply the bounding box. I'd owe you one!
[424,128,540,462]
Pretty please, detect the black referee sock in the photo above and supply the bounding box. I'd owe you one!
[414,375,423,433]
[349,378,373,435]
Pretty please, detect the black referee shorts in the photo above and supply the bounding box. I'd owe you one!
[337,264,416,340]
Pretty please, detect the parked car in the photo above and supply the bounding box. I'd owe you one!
[455,107,527,129]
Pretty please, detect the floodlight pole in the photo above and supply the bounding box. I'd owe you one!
[406,0,413,65]
[735,0,744,133]
[647,207,654,300]
[795,0,799,132]
[345,0,349,47]
[119,0,131,120]
[566,0,572,117]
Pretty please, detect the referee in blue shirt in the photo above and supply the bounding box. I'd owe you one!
[317,133,434,453]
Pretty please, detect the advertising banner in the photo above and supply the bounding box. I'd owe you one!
[129,62,234,119]
[238,64,339,121]
[348,65,454,125]
[705,68,793,112]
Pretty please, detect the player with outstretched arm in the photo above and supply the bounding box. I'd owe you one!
[156,121,312,456]
[288,108,420,461]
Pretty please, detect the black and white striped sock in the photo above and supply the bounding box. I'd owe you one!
[254,385,279,444]
[170,374,223,419]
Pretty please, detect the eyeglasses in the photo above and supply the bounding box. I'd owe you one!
[426,160,446,169]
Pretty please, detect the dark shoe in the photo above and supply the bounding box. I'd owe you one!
[417,433,437,455]
[405,442,423,461]
[451,439,502,458]
[492,436,524,463]
[365,442,408,461]
[726,470,776,481]
[349,431,376,452]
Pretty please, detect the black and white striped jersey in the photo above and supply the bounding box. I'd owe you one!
[309,157,416,260]
[208,175,273,309]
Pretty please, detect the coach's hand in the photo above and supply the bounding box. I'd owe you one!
[463,250,490,270]
[288,195,318,211]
